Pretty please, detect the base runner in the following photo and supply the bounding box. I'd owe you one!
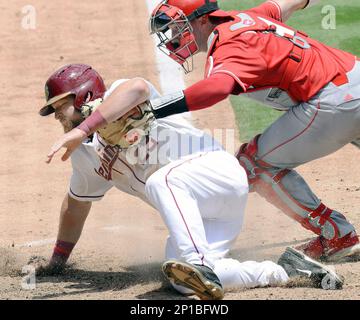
[40,64,343,299]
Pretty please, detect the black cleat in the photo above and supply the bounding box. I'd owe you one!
[278,247,344,290]
[162,260,224,300]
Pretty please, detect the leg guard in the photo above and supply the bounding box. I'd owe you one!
[235,135,349,240]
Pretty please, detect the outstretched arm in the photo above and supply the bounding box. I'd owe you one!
[87,78,150,125]
[46,78,150,163]
[149,73,238,119]
[273,0,320,21]
[37,194,92,273]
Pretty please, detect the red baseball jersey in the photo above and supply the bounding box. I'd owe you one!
[205,1,356,103]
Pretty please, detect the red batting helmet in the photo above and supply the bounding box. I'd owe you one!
[39,64,106,116]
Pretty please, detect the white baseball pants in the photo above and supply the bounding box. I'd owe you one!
[145,150,289,292]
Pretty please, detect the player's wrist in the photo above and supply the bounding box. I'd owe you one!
[73,128,89,140]
[77,109,108,136]
[149,91,189,119]
[302,0,320,9]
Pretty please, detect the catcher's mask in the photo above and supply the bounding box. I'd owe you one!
[150,0,220,73]
[39,64,106,116]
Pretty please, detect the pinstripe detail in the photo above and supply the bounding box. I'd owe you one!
[259,102,320,161]
[212,69,247,92]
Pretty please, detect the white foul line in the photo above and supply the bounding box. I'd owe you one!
[144,0,192,124]
[15,238,56,248]
[14,224,147,248]
[144,0,186,94]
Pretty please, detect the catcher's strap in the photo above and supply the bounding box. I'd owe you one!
[81,98,155,149]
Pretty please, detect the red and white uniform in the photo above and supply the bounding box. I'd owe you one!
[69,79,289,293]
[206,2,355,103]
[184,1,357,111]
[179,1,360,243]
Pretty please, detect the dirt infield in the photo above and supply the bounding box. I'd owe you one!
[1,0,360,300]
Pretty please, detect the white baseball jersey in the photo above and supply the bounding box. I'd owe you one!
[68,80,289,293]
[69,79,223,204]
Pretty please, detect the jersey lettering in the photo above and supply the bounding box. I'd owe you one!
[95,145,119,181]
[230,13,256,31]
[257,16,295,37]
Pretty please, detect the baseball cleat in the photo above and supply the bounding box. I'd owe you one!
[278,247,344,290]
[296,231,360,262]
[323,231,360,263]
[325,243,360,262]
[162,260,224,300]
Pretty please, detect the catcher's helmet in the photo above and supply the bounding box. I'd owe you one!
[150,0,229,73]
[162,0,219,21]
[39,64,106,116]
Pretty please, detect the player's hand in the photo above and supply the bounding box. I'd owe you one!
[46,128,88,164]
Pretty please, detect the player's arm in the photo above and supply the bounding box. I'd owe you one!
[273,0,320,21]
[149,73,239,119]
[77,77,151,135]
[38,194,91,273]
[88,78,150,126]
[46,78,151,163]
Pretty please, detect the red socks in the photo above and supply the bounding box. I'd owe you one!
[50,240,75,267]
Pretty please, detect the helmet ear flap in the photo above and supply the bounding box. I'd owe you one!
[84,91,93,104]
[73,78,104,110]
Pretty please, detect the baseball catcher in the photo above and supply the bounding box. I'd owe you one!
[147,0,360,263]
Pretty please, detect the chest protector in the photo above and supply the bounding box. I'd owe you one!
[206,11,312,110]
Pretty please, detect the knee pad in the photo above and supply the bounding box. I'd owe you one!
[235,134,340,239]
[235,134,261,189]
[235,134,288,190]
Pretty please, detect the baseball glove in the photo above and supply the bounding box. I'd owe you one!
[81,98,155,149]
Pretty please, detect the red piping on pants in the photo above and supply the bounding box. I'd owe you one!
[259,102,321,161]
[165,154,207,265]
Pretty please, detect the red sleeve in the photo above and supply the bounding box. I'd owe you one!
[184,73,239,111]
[208,33,268,91]
[248,1,283,22]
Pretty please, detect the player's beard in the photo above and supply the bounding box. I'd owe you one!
[62,118,83,133]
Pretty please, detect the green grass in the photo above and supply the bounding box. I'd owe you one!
[217,0,360,141]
